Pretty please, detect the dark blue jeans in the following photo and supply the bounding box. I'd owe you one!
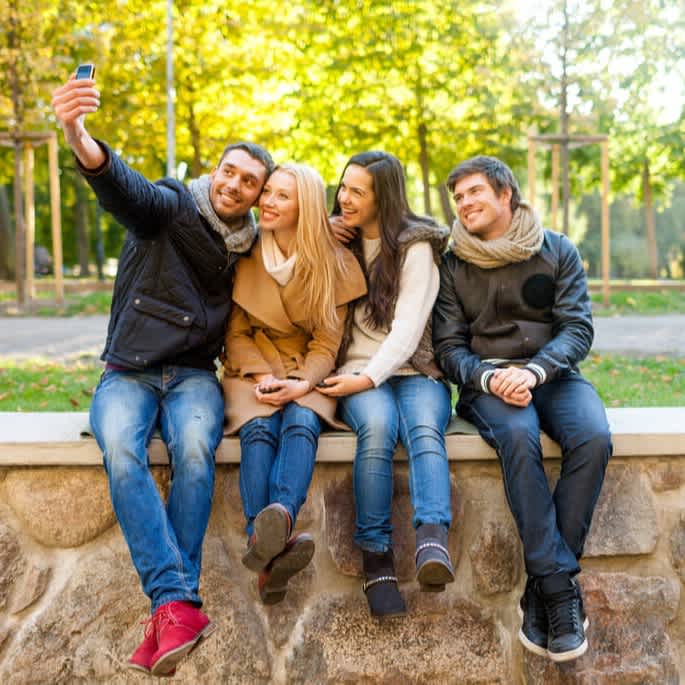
[90,365,223,612]
[458,373,611,578]
[238,403,322,538]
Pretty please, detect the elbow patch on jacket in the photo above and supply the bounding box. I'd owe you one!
[522,274,555,309]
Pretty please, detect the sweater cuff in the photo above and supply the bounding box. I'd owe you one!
[525,361,549,386]
[471,363,498,394]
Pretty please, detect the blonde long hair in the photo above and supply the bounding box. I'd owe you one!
[277,164,347,332]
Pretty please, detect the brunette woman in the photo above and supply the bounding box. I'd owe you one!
[319,151,454,617]
[222,164,366,604]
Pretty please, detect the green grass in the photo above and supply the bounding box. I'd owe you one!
[0,361,101,411]
[0,354,682,412]
[34,291,113,316]
[591,289,685,316]
[580,353,685,407]
[1,290,112,316]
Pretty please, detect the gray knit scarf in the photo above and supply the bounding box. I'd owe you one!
[188,175,257,254]
[450,202,544,269]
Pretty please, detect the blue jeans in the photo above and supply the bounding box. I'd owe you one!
[339,375,453,552]
[238,403,322,538]
[458,373,611,578]
[90,365,223,612]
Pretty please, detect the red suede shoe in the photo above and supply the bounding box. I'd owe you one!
[128,616,157,674]
[149,601,215,677]
[128,615,177,678]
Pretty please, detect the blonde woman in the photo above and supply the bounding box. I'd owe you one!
[222,164,366,604]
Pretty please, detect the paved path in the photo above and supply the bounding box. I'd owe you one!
[0,316,109,362]
[592,315,685,357]
[0,314,683,361]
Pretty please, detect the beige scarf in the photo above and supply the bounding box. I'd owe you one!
[450,202,544,269]
[261,231,297,286]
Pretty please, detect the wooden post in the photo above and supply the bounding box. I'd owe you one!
[48,133,64,305]
[527,136,536,206]
[601,140,610,307]
[23,142,35,307]
[551,144,560,232]
[13,139,25,305]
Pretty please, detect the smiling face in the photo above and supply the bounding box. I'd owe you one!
[258,169,300,241]
[452,172,513,241]
[336,164,379,238]
[209,149,268,221]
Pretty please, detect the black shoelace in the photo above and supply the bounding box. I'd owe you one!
[547,589,581,636]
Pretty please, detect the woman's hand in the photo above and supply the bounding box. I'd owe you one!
[254,377,312,406]
[315,374,373,397]
[329,216,358,244]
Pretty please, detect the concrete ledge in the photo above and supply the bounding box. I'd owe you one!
[0,407,684,465]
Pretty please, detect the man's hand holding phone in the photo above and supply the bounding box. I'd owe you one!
[51,63,105,169]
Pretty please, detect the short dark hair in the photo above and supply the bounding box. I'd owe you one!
[218,142,275,179]
[446,155,521,212]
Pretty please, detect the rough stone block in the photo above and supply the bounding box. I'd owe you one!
[670,513,685,584]
[523,571,680,685]
[3,467,118,547]
[581,464,658,557]
[648,461,685,492]
[0,518,24,611]
[470,517,521,596]
[287,590,509,684]
[10,562,51,614]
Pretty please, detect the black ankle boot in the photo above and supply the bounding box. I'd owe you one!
[415,523,455,592]
[362,549,407,618]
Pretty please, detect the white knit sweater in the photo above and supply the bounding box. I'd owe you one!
[337,238,439,386]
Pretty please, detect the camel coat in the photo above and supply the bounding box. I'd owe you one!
[222,237,366,434]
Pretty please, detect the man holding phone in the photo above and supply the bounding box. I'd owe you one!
[52,67,274,677]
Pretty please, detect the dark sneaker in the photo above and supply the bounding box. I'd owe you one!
[540,573,588,662]
[517,577,548,657]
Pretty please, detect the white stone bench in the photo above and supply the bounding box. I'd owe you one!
[1,407,684,465]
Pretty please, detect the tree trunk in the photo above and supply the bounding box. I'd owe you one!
[9,2,26,301]
[560,0,570,236]
[13,143,25,303]
[0,185,14,280]
[642,159,658,279]
[438,184,455,226]
[418,122,432,216]
[74,173,91,277]
[189,101,203,178]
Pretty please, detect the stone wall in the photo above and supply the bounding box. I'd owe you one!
[0,456,682,684]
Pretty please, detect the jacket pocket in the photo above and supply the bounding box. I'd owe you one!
[131,295,196,327]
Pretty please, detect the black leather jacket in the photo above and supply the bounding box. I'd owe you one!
[432,230,594,392]
[80,142,247,371]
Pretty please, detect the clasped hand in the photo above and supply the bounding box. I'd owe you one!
[253,374,311,406]
[489,367,537,408]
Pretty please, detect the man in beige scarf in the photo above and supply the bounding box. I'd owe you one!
[433,156,611,663]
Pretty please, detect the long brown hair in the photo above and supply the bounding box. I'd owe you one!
[332,151,431,330]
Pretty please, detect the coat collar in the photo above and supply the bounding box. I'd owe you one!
[232,238,296,333]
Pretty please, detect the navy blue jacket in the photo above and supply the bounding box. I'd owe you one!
[80,143,248,371]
